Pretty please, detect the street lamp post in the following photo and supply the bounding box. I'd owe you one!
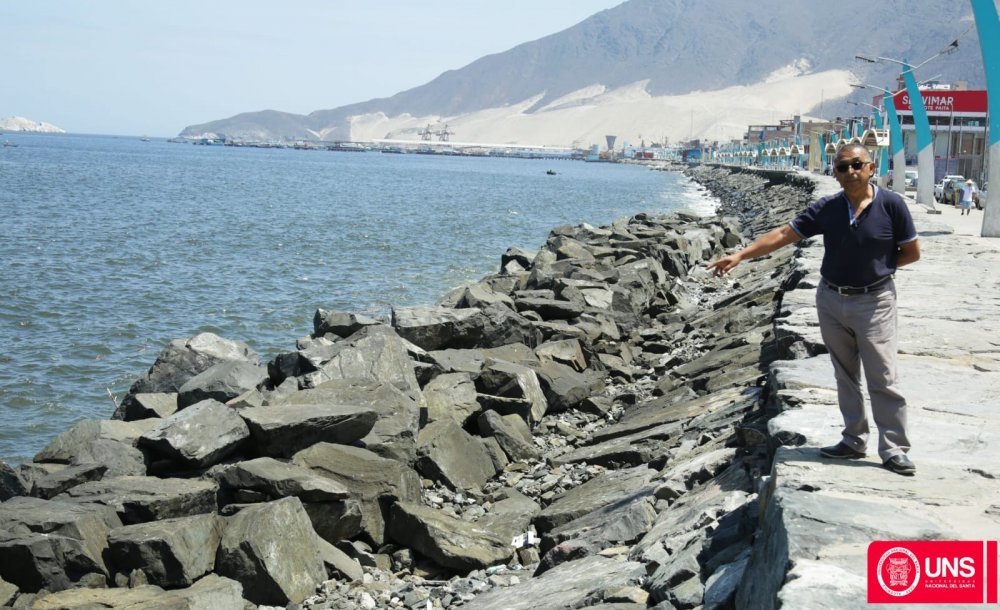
[971,0,1000,237]
[857,43,960,212]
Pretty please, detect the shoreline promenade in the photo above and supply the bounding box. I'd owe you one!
[739,175,1000,609]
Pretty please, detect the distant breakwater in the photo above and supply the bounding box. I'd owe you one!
[0,166,816,609]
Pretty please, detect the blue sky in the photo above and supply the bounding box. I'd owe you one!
[1,1,624,137]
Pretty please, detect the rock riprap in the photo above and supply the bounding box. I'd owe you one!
[0,165,824,609]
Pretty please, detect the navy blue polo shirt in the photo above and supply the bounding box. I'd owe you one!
[789,186,917,287]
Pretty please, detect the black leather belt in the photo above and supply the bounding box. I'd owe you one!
[823,275,893,295]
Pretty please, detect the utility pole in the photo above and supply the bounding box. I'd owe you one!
[971,0,1000,236]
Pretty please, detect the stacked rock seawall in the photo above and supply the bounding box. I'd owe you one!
[0,165,822,609]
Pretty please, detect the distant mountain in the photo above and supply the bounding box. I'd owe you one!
[181,0,985,145]
[1,116,65,133]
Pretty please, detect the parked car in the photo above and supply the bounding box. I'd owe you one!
[937,175,965,202]
[934,181,946,201]
[904,170,918,190]
[942,176,966,204]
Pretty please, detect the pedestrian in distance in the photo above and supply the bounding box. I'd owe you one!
[960,179,977,216]
[707,142,921,476]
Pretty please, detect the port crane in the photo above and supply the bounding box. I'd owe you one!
[436,124,454,141]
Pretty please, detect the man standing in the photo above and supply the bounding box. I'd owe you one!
[707,143,921,476]
[960,179,977,215]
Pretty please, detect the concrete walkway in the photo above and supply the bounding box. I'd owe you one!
[741,178,1000,609]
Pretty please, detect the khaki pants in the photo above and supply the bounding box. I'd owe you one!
[816,280,910,461]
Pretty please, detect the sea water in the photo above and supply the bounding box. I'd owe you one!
[0,132,715,464]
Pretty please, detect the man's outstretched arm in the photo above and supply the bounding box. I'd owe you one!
[707,224,801,276]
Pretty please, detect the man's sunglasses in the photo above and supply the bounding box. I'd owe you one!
[834,160,870,173]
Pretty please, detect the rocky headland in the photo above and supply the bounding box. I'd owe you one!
[5,165,994,610]
[0,117,65,134]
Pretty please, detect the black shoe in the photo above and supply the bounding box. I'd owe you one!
[820,442,866,459]
[883,454,916,476]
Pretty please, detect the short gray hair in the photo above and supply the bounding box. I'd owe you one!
[836,142,872,161]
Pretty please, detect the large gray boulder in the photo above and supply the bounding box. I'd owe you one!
[458,283,515,309]
[0,578,15,607]
[116,392,179,421]
[138,399,250,467]
[425,348,487,375]
[539,496,657,571]
[31,585,193,609]
[501,247,537,270]
[423,372,481,427]
[632,463,753,567]
[313,309,381,338]
[548,419,682,469]
[534,466,657,534]
[425,343,536,376]
[107,513,223,588]
[299,325,422,397]
[476,488,541,543]
[54,476,219,524]
[387,502,513,571]
[414,419,497,491]
[216,497,326,606]
[462,555,647,610]
[615,258,667,317]
[475,359,549,424]
[270,379,421,461]
[29,463,109,500]
[477,410,540,462]
[174,573,245,610]
[317,538,364,582]
[534,338,589,372]
[0,497,122,592]
[176,360,267,409]
[478,303,543,348]
[66,438,148,478]
[292,443,420,545]
[33,419,153,465]
[514,296,585,321]
[128,332,259,396]
[240,403,377,458]
[215,457,350,502]
[529,359,598,412]
[0,531,109,594]
[391,305,488,351]
[0,461,28,501]
[215,456,360,543]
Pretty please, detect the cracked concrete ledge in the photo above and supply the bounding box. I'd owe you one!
[736,175,1000,610]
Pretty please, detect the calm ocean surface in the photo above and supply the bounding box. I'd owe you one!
[0,132,713,464]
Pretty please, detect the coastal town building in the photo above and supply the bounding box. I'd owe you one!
[713,80,989,186]
[884,80,989,183]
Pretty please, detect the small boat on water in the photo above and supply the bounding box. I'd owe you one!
[546,169,556,175]
[3,140,17,148]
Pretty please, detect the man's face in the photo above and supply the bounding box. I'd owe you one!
[833,148,874,188]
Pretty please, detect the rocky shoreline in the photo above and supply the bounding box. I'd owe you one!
[0,165,818,609]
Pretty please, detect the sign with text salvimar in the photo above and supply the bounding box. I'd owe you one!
[868,541,998,604]
[885,90,989,114]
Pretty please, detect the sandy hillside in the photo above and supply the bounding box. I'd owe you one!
[330,64,856,148]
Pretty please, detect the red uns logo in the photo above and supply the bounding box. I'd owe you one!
[868,541,998,604]
[876,546,920,597]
